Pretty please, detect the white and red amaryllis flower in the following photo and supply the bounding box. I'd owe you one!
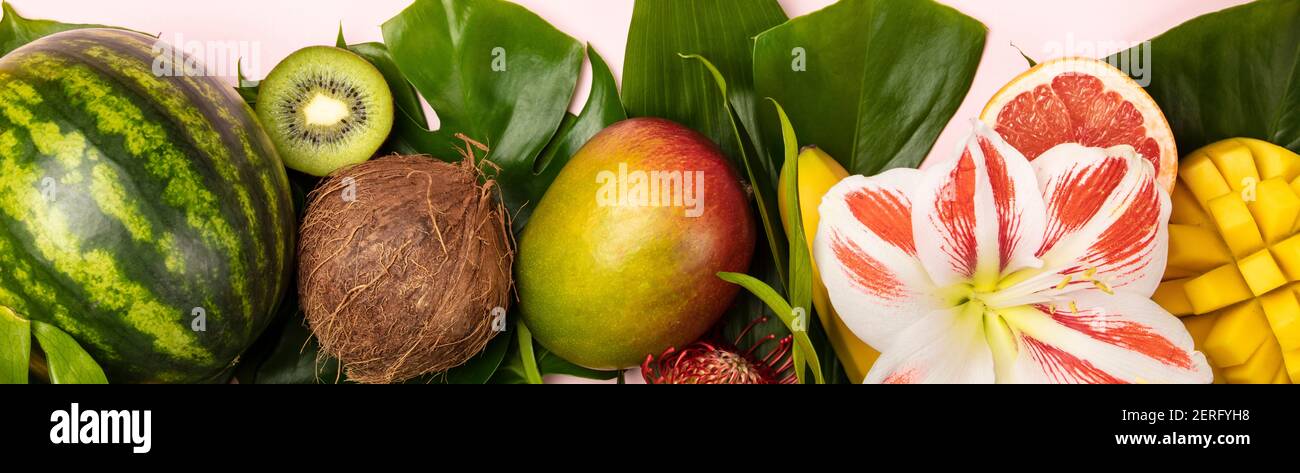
[813,121,1212,384]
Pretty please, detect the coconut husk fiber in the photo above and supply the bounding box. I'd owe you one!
[298,154,513,384]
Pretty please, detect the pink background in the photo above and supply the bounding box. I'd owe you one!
[6,0,1250,382]
[8,0,1250,168]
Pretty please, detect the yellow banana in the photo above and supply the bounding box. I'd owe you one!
[778,146,881,382]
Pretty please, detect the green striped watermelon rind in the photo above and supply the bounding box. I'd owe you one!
[0,28,295,383]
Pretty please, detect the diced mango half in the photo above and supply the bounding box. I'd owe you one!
[1182,312,1217,347]
[1165,138,1300,383]
[1271,362,1291,384]
[1169,184,1211,226]
[1203,300,1270,367]
[1246,178,1300,243]
[1260,288,1300,351]
[1237,250,1287,296]
[1184,264,1253,314]
[1152,279,1193,316]
[1180,151,1232,204]
[1284,348,1300,383]
[1181,313,1226,383]
[1205,138,1260,192]
[1167,224,1233,273]
[1242,138,1300,181]
[1271,235,1300,280]
[1222,338,1282,384]
[1207,193,1265,257]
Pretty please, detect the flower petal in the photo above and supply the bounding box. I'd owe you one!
[864,307,994,384]
[814,168,939,352]
[998,290,1212,384]
[912,121,1046,289]
[1029,143,1170,296]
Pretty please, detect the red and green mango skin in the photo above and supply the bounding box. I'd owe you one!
[517,118,755,370]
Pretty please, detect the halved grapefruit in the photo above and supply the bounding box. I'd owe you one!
[980,57,1178,192]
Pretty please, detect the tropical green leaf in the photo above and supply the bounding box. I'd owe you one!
[491,320,619,384]
[0,1,135,56]
[717,272,823,384]
[239,303,510,384]
[1110,0,1300,153]
[31,320,107,384]
[0,306,29,383]
[623,0,789,283]
[382,0,584,227]
[683,54,788,285]
[516,321,543,384]
[236,303,344,385]
[806,314,847,384]
[753,0,986,175]
[474,43,627,384]
[622,0,787,162]
[344,41,436,157]
[533,45,627,194]
[674,52,847,382]
[771,99,816,383]
[442,333,511,384]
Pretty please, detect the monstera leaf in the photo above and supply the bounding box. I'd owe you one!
[382,0,584,228]
[753,0,986,175]
[1111,0,1300,154]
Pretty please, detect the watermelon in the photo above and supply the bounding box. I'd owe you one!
[0,29,295,383]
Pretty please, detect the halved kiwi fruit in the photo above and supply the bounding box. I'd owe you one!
[255,46,394,176]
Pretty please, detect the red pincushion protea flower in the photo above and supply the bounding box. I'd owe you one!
[642,317,795,384]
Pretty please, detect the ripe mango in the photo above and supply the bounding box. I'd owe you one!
[777,146,880,382]
[1155,138,1300,383]
[516,118,756,369]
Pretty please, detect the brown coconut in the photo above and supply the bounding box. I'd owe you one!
[298,154,512,383]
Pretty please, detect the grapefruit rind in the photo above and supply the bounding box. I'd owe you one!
[979,57,1178,193]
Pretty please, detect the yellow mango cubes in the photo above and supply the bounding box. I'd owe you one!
[1158,138,1300,383]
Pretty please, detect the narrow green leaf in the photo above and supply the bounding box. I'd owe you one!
[717,272,823,384]
[382,0,584,226]
[490,342,618,384]
[1109,0,1300,153]
[443,332,510,384]
[537,350,618,381]
[0,306,29,384]
[516,321,543,384]
[772,100,811,313]
[754,0,986,175]
[771,99,817,384]
[683,53,788,285]
[31,320,106,384]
